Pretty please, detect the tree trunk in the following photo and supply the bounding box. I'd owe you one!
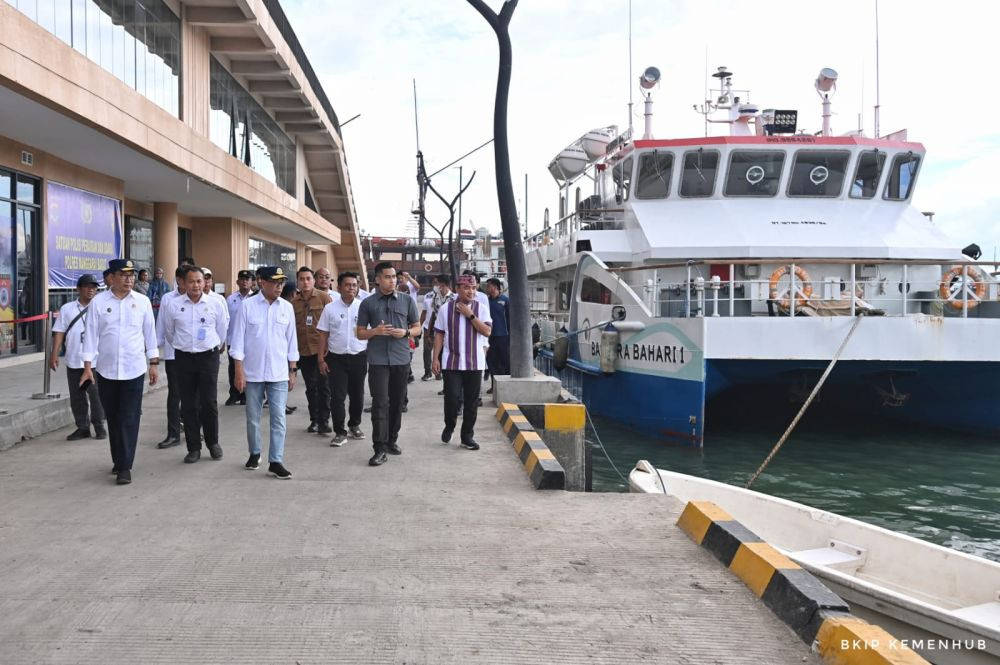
[466,0,531,378]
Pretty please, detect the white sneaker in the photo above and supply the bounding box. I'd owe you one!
[349,427,365,440]
[330,433,348,447]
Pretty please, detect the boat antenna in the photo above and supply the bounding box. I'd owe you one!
[627,0,633,135]
[704,45,709,137]
[874,0,881,138]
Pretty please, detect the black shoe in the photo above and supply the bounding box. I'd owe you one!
[307,422,317,433]
[245,454,260,470]
[421,373,433,381]
[437,389,445,396]
[476,398,483,407]
[349,427,365,440]
[157,435,181,449]
[385,442,402,456]
[363,405,372,413]
[66,428,90,441]
[407,374,415,384]
[485,387,493,395]
[402,405,408,413]
[268,462,291,479]
[461,440,480,450]
[441,427,453,444]
[116,469,132,484]
[286,406,297,415]
[224,396,239,406]
[183,450,200,463]
[207,444,223,460]
[93,425,107,440]
[316,423,332,435]
[237,398,246,405]
[368,452,388,466]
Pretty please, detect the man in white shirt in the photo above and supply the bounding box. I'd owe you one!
[229,266,299,479]
[420,274,453,382]
[154,264,188,448]
[49,273,106,441]
[433,274,492,450]
[161,266,230,464]
[79,259,159,485]
[225,269,254,405]
[317,271,368,446]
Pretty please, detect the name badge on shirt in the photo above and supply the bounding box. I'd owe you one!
[197,328,207,341]
[306,314,314,326]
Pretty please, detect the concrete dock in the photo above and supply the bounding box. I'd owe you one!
[0,375,820,664]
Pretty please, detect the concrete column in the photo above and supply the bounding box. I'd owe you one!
[153,202,179,279]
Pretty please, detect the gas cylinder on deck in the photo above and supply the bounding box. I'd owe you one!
[553,326,569,370]
[600,323,618,374]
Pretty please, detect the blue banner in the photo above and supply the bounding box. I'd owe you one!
[47,182,122,288]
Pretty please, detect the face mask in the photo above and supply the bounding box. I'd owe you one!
[433,286,441,296]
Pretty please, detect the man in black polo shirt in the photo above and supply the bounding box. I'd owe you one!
[356,261,421,467]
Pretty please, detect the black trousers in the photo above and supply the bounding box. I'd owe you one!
[486,335,510,377]
[326,351,367,435]
[66,366,105,430]
[227,355,244,401]
[96,372,145,472]
[443,370,482,443]
[300,354,330,425]
[175,350,220,451]
[422,330,434,376]
[368,363,408,452]
[164,358,182,438]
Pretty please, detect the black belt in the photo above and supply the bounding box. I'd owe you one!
[175,349,217,356]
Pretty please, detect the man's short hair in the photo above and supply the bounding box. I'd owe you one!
[462,269,481,283]
[486,278,503,291]
[181,266,204,280]
[337,271,360,285]
[174,265,188,279]
[373,261,395,276]
[434,273,450,285]
[181,257,196,266]
[296,266,314,277]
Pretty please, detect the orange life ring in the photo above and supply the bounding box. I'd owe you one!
[768,265,813,309]
[939,265,987,310]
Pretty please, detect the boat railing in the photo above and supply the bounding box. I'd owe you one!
[526,208,626,250]
[615,259,1000,319]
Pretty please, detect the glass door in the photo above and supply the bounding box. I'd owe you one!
[0,199,13,354]
[15,206,41,351]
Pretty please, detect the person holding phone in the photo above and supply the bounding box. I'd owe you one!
[356,262,421,467]
[50,273,106,441]
[79,259,159,486]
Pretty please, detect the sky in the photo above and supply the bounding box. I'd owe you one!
[282,0,1000,257]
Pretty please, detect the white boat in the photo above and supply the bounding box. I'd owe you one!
[629,461,1000,665]
[580,125,618,160]
[547,143,589,181]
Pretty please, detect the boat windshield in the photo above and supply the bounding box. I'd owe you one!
[850,150,886,199]
[635,152,674,199]
[724,150,785,197]
[884,152,921,201]
[680,149,719,197]
[787,150,849,197]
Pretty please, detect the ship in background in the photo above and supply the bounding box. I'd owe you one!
[528,64,1000,445]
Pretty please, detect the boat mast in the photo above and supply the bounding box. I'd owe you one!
[627,0,633,135]
[874,0,881,138]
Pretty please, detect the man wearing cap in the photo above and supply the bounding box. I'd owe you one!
[153,264,189,448]
[50,273,106,441]
[79,259,159,485]
[229,266,298,479]
[356,261,421,467]
[225,269,254,405]
[161,266,229,463]
[292,266,332,434]
[433,274,492,450]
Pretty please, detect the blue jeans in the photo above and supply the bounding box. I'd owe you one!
[244,381,288,463]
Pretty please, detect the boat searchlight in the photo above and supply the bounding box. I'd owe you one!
[815,67,838,136]
[640,66,661,140]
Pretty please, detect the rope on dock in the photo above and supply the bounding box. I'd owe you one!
[585,408,629,485]
[745,315,864,489]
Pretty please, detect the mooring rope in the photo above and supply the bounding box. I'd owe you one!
[745,315,864,489]
[585,408,628,484]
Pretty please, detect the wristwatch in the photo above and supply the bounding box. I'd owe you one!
[148,359,160,366]
[404,329,411,338]
[289,367,298,373]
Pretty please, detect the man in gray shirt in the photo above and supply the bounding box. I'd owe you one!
[357,261,421,467]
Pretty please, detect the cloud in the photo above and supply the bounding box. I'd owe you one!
[282,0,1000,252]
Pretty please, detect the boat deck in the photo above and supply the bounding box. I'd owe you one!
[0,375,820,663]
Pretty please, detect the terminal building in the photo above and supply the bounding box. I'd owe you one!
[0,0,365,355]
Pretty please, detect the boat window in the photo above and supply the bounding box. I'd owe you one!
[557,281,572,311]
[635,152,674,199]
[724,150,785,197]
[580,277,620,305]
[680,149,719,197]
[787,150,849,197]
[883,152,921,201]
[612,156,634,202]
[850,150,886,198]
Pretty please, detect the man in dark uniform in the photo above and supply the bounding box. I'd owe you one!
[79,259,159,485]
[356,261,421,467]
[225,269,254,405]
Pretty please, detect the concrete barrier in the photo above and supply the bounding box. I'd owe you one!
[516,403,589,491]
[677,501,929,665]
[495,403,566,490]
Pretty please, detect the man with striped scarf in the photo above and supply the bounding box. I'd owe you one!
[432,274,493,450]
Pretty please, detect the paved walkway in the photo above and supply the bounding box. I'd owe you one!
[0,375,820,664]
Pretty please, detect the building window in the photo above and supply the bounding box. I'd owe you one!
[125,215,153,270]
[304,181,317,212]
[612,157,634,202]
[580,276,620,305]
[248,237,296,276]
[8,0,181,116]
[210,57,296,196]
[0,168,43,354]
[883,152,921,201]
[850,150,886,199]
